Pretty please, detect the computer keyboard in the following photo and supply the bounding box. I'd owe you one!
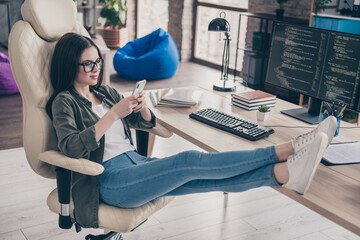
[189,108,275,141]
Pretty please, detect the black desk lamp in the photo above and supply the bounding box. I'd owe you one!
[208,12,235,92]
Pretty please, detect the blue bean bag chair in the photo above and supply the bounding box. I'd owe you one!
[113,28,180,80]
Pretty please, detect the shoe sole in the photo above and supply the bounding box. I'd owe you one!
[301,134,328,194]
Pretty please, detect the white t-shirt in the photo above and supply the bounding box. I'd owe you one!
[92,102,135,162]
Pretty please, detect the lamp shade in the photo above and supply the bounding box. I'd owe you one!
[208,18,230,32]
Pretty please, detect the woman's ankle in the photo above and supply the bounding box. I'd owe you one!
[274,162,289,184]
[275,142,295,162]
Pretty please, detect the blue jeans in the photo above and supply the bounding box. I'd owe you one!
[99,147,280,208]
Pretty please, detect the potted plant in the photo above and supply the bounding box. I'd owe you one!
[313,0,332,14]
[257,105,271,121]
[276,0,289,20]
[99,0,127,48]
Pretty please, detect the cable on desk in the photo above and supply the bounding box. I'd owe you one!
[264,125,360,129]
[264,125,314,128]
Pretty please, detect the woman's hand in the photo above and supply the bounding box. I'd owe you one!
[112,96,139,119]
[133,92,147,113]
[94,93,152,141]
[133,92,152,121]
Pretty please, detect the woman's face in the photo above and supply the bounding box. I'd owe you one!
[74,46,101,88]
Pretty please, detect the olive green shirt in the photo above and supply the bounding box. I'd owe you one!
[51,85,156,228]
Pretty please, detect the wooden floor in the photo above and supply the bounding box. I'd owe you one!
[0,59,359,239]
[0,94,23,150]
[1,137,359,240]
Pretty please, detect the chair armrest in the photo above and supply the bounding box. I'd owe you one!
[39,150,104,176]
[134,120,173,138]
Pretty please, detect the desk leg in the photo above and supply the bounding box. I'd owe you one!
[136,130,149,157]
[147,133,156,157]
[299,94,304,106]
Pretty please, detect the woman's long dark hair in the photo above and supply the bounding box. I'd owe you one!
[46,33,103,119]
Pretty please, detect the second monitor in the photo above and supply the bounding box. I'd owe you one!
[265,21,360,124]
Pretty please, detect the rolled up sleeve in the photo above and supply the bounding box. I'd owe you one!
[126,109,156,129]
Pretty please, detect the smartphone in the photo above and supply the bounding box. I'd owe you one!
[132,80,147,96]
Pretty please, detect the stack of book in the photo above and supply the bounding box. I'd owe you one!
[231,90,276,111]
[150,88,203,107]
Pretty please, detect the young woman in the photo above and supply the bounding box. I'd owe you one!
[46,33,337,228]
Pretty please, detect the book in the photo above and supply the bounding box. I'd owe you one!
[159,88,203,105]
[231,91,276,111]
[231,97,276,107]
[150,88,203,107]
[150,91,192,107]
[231,90,276,103]
[232,100,275,111]
[321,141,360,166]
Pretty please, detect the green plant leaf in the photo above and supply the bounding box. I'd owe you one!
[258,105,271,112]
[99,0,126,27]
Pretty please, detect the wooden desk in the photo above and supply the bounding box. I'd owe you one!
[146,86,360,236]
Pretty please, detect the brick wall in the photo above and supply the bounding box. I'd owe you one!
[246,0,312,47]
[181,0,196,61]
[168,0,184,60]
[128,0,312,62]
[248,0,312,18]
[126,0,136,41]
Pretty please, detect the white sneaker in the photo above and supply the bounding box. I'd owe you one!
[285,132,328,195]
[291,116,337,153]
[318,116,338,145]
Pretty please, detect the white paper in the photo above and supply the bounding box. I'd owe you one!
[161,88,203,105]
[322,142,360,164]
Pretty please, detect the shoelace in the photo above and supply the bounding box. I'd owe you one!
[289,147,308,163]
[293,129,318,146]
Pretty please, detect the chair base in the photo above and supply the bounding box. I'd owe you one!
[86,232,123,240]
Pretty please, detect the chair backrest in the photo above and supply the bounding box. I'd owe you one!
[8,0,89,179]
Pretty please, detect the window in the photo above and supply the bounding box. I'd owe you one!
[198,0,248,9]
[137,0,169,38]
[194,1,248,78]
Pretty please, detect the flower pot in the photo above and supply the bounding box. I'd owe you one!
[102,27,120,48]
[257,111,270,121]
[102,27,128,49]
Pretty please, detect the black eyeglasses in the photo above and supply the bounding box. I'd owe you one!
[78,58,104,73]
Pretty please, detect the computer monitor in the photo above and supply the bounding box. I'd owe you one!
[265,21,360,124]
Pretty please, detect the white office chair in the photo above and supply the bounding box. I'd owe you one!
[8,0,174,239]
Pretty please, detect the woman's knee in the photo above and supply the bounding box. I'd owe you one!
[182,150,204,160]
[173,150,204,165]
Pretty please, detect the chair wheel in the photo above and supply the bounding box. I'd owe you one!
[85,231,121,240]
[113,233,124,240]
